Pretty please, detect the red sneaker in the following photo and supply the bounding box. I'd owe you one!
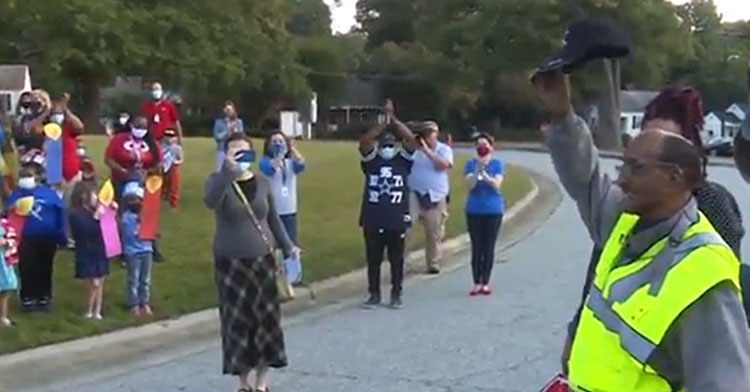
[469,286,482,296]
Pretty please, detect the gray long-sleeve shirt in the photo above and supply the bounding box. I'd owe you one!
[204,165,294,261]
[548,111,750,391]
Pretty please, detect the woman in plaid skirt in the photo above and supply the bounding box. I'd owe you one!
[204,132,299,392]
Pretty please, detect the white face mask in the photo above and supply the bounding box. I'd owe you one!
[236,162,252,173]
[50,113,65,125]
[76,147,86,157]
[131,128,148,139]
[379,146,397,160]
[119,116,129,125]
[18,177,35,190]
[151,90,163,100]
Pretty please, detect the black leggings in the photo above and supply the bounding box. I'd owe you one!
[18,237,59,302]
[364,229,406,296]
[467,213,503,285]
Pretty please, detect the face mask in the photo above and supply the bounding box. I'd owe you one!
[119,116,129,126]
[476,145,492,157]
[271,142,287,157]
[379,146,397,160]
[50,113,65,125]
[76,147,86,157]
[131,128,148,139]
[151,90,163,100]
[18,177,35,190]
[234,150,255,174]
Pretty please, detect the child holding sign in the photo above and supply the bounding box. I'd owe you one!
[120,182,154,316]
[69,182,110,320]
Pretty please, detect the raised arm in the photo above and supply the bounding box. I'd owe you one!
[359,123,385,156]
[533,71,624,246]
[383,99,417,151]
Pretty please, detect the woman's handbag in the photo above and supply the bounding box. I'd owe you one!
[232,181,295,302]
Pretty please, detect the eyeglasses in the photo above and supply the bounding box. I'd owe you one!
[616,158,681,177]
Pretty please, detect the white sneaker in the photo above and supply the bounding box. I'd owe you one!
[84,312,94,319]
[94,313,103,320]
[1,317,12,327]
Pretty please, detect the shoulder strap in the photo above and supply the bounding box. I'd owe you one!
[231,181,275,257]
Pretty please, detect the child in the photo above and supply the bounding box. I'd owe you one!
[6,166,66,311]
[120,182,154,316]
[68,182,109,320]
[80,158,98,188]
[161,128,183,209]
[0,217,18,326]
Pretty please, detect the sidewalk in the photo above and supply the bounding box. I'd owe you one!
[0,168,549,392]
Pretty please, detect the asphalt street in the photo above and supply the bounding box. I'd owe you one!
[43,150,750,392]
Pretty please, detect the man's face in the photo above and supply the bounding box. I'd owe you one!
[224,105,235,118]
[616,131,681,216]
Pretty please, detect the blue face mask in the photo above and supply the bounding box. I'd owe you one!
[270,141,287,157]
[379,146,398,160]
[234,149,255,173]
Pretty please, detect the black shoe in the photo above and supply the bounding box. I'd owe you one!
[19,298,34,312]
[427,266,440,275]
[361,294,381,309]
[153,249,164,263]
[37,297,51,312]
[390,294,403,309]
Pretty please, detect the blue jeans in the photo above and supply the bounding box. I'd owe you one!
[126,252,153,307]
[280,213,298,245]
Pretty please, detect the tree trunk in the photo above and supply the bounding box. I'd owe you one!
[596,59,622,150]
[80,75,102,134]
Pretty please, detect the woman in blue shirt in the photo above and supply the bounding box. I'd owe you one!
[463,133,504,296]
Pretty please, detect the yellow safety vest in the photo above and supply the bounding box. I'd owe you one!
[568,211,741,392]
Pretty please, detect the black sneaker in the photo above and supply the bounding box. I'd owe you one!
[361,294,381,309]
[390,294,403,309]
[37,297,51,312]
[19,298,34,312]
[427,266,440,275]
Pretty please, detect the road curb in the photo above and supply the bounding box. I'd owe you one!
[0,168,542,389]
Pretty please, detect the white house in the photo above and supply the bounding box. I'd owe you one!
[0,65,32,116]
[619,90,658,139]
[703,112,722,143]
[727,102,749,122]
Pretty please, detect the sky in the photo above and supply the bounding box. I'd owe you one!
[324,0,750,34]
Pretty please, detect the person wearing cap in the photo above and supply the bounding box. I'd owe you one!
[160,128,184,209]
[533,70,750,391]
[6,165,66,312]
[358,100,416,309]
[120,181,155,316]
[407,120,453,274]
[463,132,504,296]
[104,115,162,201]
[139,82,182,143]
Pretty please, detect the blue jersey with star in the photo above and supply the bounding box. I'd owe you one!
[359,148,414,231]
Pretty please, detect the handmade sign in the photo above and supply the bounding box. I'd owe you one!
[43,123,63,185]
[7,195,33,237]
[98,180,121,258]
[138,175,162,240]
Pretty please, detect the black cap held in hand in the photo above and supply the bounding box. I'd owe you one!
[536,17,630,74]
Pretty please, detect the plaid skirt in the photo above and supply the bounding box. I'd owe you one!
[214,256,288,375]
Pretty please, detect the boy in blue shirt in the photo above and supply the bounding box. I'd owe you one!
[120,182,155,316]
[7,166,66,311]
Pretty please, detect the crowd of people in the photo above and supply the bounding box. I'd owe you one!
[203,99,509,392]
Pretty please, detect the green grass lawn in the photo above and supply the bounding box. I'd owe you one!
[0,137,531,354]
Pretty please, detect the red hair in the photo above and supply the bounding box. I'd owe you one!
[642,87,705,150]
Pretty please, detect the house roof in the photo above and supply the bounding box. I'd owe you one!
[717,111,742,124]
[0,65,28,91]
[619,90,658,113]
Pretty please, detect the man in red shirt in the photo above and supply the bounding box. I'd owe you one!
[139,82,183,143]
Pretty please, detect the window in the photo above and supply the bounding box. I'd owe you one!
[0,94,10,113]
[632,115,638,130]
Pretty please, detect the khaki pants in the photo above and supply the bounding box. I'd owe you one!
[410,192,448,269]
